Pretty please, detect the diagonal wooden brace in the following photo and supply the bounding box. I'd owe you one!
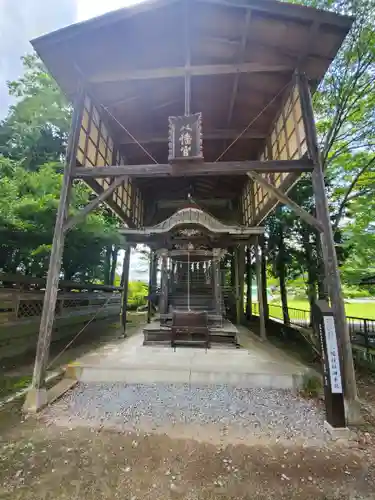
[247,171,324,233]
[64,175,128,233]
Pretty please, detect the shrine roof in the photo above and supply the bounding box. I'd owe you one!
[32,0,352,165]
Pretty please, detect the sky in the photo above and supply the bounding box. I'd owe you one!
[0,0,148,281]
[77,0,143,21]
[0,0,145,117]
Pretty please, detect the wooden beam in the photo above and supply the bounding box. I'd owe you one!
[157,198,232,209]
[227,9,252,125]
[89,62,293,84]
[120,129,266,145]
[247,170,324,232]
[84,179,135,227]
[74,159,314,179]
[297,72,359,421]
[64,176,128,232]
[251,172,298,226]
[24,85,85,412]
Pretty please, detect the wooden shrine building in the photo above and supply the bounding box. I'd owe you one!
[25,0,358,421]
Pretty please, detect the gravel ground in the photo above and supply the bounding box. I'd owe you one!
[45,383,328,441]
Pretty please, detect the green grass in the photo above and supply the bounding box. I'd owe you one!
[269,299,375,319]
[0,375,31,399]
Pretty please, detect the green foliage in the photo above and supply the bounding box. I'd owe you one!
[0,55,119,282]
[0,54,71,170]
[266,0,375,294]
[127,281,148,310]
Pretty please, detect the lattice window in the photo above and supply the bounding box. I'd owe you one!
[76,93,144,227]
[252,82,308,219]
[241,179,253,225]
[18,300,43,318]
[63,298,90,309]
[266,83,307,163]
[76,96,114,169]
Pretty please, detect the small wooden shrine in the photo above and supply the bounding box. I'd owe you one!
[121,204,263,345]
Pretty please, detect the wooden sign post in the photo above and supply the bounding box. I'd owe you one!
[312,300,346,428]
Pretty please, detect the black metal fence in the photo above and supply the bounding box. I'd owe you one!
[268,304,310,329]
[251,302,375,351]
[347,316,375,348]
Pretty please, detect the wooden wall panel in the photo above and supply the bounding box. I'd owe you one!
[75,94,144,227]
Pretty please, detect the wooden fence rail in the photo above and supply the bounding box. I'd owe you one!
[0,274,122,360]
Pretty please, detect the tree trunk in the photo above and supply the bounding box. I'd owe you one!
[104,245,112,285]
[302,228,317,326]
[260,237,269,322]
[109,245,119,286]
[278,232,290,325]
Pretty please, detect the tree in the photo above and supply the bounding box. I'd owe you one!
[268,0,375,296]
[0,55,120,282]
[0,54,71,169]
[267,207,295,325]
[0,156,119,280]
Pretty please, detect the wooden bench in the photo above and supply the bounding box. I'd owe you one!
[171,311,210,351]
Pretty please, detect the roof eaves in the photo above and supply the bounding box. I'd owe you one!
[31,0,180,50]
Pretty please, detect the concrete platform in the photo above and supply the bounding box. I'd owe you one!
[65,326,313,390]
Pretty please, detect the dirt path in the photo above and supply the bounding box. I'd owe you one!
[1,403,375,500]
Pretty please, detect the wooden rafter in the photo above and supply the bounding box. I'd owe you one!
[202,34,329,65]
[296,19,321,69]
[73,159,314,178]
[89,62,293,84]
[227,9,252,125]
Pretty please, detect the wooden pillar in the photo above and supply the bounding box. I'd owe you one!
[260,236,269,322]
[172,260,176,285]
[234,247,240,324]
[159,250,169,315]
[238,245,246,324]
[121,245,131,333]
[212,249,222,315]
[23,85,84,413]
[298,72,359,422]
[246,245,252,320]
[147,250,154,324]
[255,237,266,340]
[230,248,235,289]
[152,251,158,289]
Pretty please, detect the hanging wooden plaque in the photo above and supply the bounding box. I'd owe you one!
[168,113,203,162]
